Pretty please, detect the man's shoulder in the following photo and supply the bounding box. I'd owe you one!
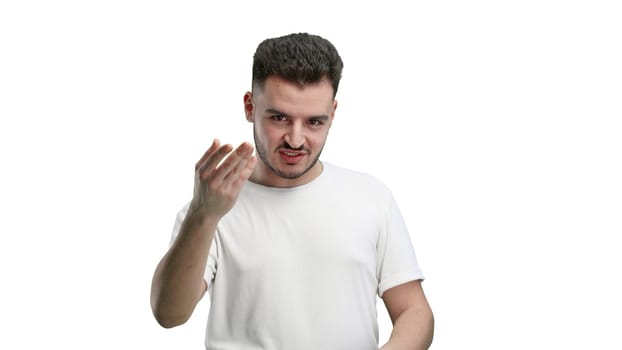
[323,162,390,192]
[324,161,381,180]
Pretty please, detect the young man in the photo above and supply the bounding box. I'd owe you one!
[151,33,434,350]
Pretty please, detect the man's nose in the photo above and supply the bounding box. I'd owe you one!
[284,123,304,149]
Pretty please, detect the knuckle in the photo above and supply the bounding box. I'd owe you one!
[207,178,219,189]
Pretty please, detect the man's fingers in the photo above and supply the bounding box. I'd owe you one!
[226,155,258,193]
[198,143,234,180]
[237,155,258,183]
[211,142,254,184]
[222,151,256,189]
[195,139,221,171]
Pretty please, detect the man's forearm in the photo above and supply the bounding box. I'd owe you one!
[150,211,217,328]
[380,305,434,350]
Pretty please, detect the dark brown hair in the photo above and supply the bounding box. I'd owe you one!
[252,33,344,97]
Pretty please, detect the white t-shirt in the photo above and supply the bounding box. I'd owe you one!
[170,162,424,350]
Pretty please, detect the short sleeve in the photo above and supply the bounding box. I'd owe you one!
[169,203,219,286]
[376,191,425,297]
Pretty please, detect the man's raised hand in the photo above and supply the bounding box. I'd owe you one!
[190,139,257,219]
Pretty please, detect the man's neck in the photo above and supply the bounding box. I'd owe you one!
[249,161,323,188]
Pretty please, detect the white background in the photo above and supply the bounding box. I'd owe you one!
[1,1,621,349]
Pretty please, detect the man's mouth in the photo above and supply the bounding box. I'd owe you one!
[278,150,305,163]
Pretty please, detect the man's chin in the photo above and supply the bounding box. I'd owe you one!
[271,162,311,180]
[274,168,306,180]
[265,155,321,181]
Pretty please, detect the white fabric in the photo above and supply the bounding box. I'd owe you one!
[170,162,424,350]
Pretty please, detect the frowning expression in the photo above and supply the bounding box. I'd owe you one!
[244,75,337,187]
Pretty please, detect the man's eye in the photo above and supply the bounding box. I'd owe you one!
[309,119,323,126]
[272,115,287,121]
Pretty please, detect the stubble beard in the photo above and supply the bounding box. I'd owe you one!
[253,126,324,180]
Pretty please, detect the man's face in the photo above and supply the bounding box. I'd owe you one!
[244,75,337,187]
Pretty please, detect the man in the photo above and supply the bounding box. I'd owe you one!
[151,32,434,350]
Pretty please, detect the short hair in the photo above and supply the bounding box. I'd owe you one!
[252,33,344,98]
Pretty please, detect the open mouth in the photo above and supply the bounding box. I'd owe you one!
[279,150,305,163]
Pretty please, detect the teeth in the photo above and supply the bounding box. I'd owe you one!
[284,152,298,156]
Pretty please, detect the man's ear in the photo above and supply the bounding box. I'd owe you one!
[243,92,254,122]
[330,99,338,125]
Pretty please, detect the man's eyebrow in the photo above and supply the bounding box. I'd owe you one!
[266,108,286,115]
[265,108,329,120]
[310,115,330,121]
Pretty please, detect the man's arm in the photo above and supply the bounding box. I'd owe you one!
[380,280,434,350]
[150,140,256,328]
[150,211,215,328]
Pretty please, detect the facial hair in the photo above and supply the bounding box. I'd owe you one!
[253,125,325,180]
